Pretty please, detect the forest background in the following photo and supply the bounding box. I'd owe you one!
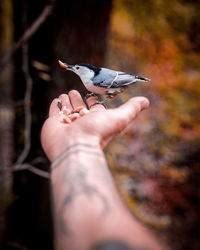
[0,0,200,249]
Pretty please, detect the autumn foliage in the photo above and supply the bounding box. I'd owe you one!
[106,1,200,249]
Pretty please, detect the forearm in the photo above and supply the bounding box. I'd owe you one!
[50,140,165,250]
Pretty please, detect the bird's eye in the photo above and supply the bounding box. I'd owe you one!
[76,66,79,70]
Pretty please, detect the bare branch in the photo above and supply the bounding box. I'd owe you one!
[0,1,55,182]
[15,7,33,165]
[0,163,50,180]
[16,46,32,164]
[0,0,56,72]
[13,163,50,179]
[30,156,48,165]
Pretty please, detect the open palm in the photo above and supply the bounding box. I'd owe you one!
[41,90,149,161]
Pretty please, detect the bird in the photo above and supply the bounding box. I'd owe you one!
[58,60,150,104]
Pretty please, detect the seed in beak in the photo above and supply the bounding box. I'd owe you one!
[58,60,68,69]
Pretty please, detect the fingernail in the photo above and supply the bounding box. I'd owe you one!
[141,99,150,110]
[143,98,150,107]
[57,101,62,110]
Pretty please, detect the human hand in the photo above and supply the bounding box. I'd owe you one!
[41,90,149,161]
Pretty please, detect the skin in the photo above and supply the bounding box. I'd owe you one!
[41,90,166,250]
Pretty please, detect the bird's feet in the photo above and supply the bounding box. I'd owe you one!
[89,98,110,108]
[84,92,109,108]
[84,92,98,103]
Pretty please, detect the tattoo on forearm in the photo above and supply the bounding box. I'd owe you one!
[51,144,110,236]
[51,143,103,172]
[59,167,110,235]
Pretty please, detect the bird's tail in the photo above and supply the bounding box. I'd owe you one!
[135,76,150,82]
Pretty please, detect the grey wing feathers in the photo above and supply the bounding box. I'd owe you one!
[92,68,135,88]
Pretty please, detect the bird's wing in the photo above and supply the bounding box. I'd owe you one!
[92,68,135,88]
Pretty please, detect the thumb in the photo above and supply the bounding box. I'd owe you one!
[111,96,150,133]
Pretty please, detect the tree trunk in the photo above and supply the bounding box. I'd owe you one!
[50,0,113,101]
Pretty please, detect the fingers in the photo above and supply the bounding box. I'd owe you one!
[59,93,73,111]
[49,90,88,117]
[49,93,73,117]
[68,90,86,109]
[49,98,61,116]
[86,95,105,111]
[117,96,149,118]
[113,96,149,131]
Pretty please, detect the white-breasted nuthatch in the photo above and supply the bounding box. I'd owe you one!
[58,60,150,103]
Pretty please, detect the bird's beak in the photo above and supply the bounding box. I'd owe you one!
[58,60,73,69]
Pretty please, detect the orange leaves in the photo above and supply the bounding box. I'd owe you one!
[107,0,200,222]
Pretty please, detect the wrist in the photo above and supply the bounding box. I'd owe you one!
[48,133,101,162]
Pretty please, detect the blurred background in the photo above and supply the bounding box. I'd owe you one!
[0,0,200,249]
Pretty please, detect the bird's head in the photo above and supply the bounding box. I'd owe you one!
[58,60,97,80]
